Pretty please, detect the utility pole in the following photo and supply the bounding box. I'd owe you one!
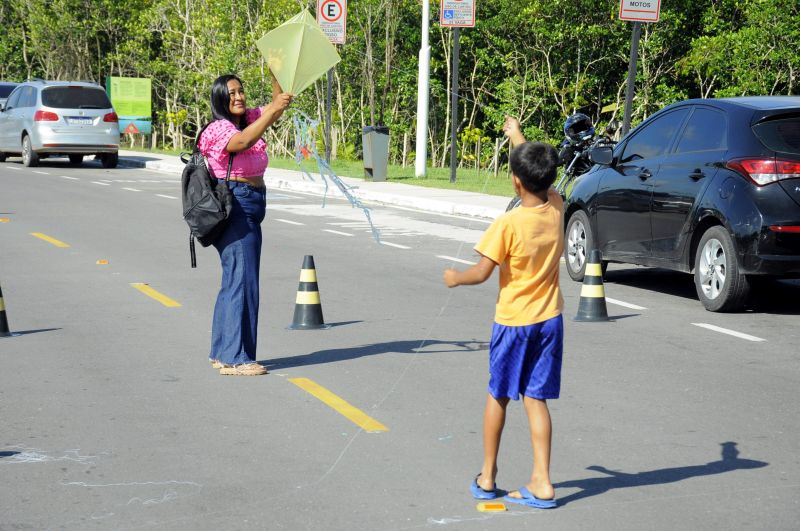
[448,27,460,183]
[414,0,430,177]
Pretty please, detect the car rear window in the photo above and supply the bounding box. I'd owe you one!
[0,85,17,98]
[753,117,800,155]
[41,86,112,109]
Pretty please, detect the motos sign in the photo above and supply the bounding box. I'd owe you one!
[619,0,661,22]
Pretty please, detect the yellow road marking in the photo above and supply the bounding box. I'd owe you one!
[0,218,9,223]
[130,283,182,307]
[30,232,70,248]
[289,377,389,433]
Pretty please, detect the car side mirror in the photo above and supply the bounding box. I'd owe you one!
[589,145,614,165]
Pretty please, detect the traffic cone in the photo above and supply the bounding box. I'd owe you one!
[0,282,15,338]
[288,255,331,330]
[574,249,610,322]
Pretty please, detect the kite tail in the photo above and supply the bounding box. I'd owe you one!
[292,111,381,243]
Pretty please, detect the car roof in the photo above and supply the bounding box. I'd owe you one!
[664,96,800,112]
[20,80,104,89]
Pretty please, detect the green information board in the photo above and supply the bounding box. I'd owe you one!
[105,77,152,134]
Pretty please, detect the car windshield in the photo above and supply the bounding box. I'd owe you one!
[0,85,16,98]
[41,86,112,109]
[753,117,800,155]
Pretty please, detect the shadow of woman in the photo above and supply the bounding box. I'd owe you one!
[554,442,767,506]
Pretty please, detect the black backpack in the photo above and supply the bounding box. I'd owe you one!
[180,124,235,267]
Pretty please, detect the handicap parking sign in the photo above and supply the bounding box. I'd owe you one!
[443,9,453,19]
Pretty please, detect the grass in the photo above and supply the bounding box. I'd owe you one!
[269,157,516,197]
[121,144,516,198]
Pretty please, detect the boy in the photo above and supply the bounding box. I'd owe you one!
[443,116,564,509]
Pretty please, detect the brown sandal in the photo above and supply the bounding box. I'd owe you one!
[219,363,267,376]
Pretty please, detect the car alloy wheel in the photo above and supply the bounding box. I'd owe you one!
[693,225,749,312]
[565,212,589,281]
[21,135,39,167]
[697,238,726,300]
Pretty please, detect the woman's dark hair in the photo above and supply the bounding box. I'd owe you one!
[510,142,559,193]
[210,74,248,130]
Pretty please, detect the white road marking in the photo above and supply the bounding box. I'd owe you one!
[32,171,49,175]
[691,323,766,342]
[122,187,142,192]
[92,181,111,186]
[61,176,79,180]
[323,229,354,237]
[274,218,304,225]
[4,166,22,170]
[380,241,411,249]
[437,255,476,265]
[605,297,647,310]
[156,194,177,199]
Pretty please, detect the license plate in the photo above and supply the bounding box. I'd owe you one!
[67,117,93,125]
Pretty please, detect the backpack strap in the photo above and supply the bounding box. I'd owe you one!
[190,231,197,268]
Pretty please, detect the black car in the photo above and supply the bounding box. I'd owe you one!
[564,96,800,312]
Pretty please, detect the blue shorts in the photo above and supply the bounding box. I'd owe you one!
[487,315,563,400]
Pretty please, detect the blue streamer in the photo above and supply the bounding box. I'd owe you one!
[292,111,381,243]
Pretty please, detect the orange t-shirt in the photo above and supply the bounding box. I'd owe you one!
[475,189,564,326]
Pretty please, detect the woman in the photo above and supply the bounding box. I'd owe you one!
[197,73,293,376]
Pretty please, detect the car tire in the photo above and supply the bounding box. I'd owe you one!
[101,153,118,169]
[565,210,596,282]
[505,196,521,212]
[0,152,6,162]
[68,154,83,165]
[22,135,39,167]
[694,226,749,312]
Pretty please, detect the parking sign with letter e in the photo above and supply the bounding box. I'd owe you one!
[317,0,346,44]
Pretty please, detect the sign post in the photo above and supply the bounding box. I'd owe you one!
[440,0,476,183]
[618,0,661,136]
[317,0,346,163]
[415,0,431,178]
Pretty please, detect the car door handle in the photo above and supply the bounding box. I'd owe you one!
[690,169,705,180]
[638,169,652,181]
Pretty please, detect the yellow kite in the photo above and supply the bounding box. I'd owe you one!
[256,10,341,95]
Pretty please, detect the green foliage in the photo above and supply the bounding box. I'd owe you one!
[0,0,797,162]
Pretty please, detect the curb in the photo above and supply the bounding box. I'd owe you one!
[117,156,506,220]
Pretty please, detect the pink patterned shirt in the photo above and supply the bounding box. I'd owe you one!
[197,108,269,179]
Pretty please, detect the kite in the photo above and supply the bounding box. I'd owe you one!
[256,10,341,95]
[292,111,381,243]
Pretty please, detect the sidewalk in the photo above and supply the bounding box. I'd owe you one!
[118,150,509,220]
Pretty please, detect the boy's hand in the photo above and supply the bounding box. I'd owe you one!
[443,269,459,288]
[503,116,526,146]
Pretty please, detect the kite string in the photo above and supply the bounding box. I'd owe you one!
[295,118,498,488]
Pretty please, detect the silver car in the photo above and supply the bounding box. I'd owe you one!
[0,80,120,168]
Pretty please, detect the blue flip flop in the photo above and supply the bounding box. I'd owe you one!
[503,486,557,509]
[470,474,498,500]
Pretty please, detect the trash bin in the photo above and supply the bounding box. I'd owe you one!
[362,125,390,182]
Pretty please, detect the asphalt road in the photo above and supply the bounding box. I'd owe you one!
[1,157,799,530]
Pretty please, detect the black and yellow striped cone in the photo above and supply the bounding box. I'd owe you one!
[574,249,609,322]
[0,282,15,338]
[288,255,331,330]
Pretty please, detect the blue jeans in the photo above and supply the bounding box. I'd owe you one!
[210,181,266,365]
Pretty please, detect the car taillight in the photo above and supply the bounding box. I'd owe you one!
[103,112,118,123]
[726,158,800,186]
[769,226,800,233]
[33,110,59,122]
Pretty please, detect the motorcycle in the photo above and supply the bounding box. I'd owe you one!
[505,115,618,211]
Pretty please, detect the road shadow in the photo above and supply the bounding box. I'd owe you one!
[4,328,61,336]
[604,267,800,315]
[265,339,487,370]
[554,442,767,506]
